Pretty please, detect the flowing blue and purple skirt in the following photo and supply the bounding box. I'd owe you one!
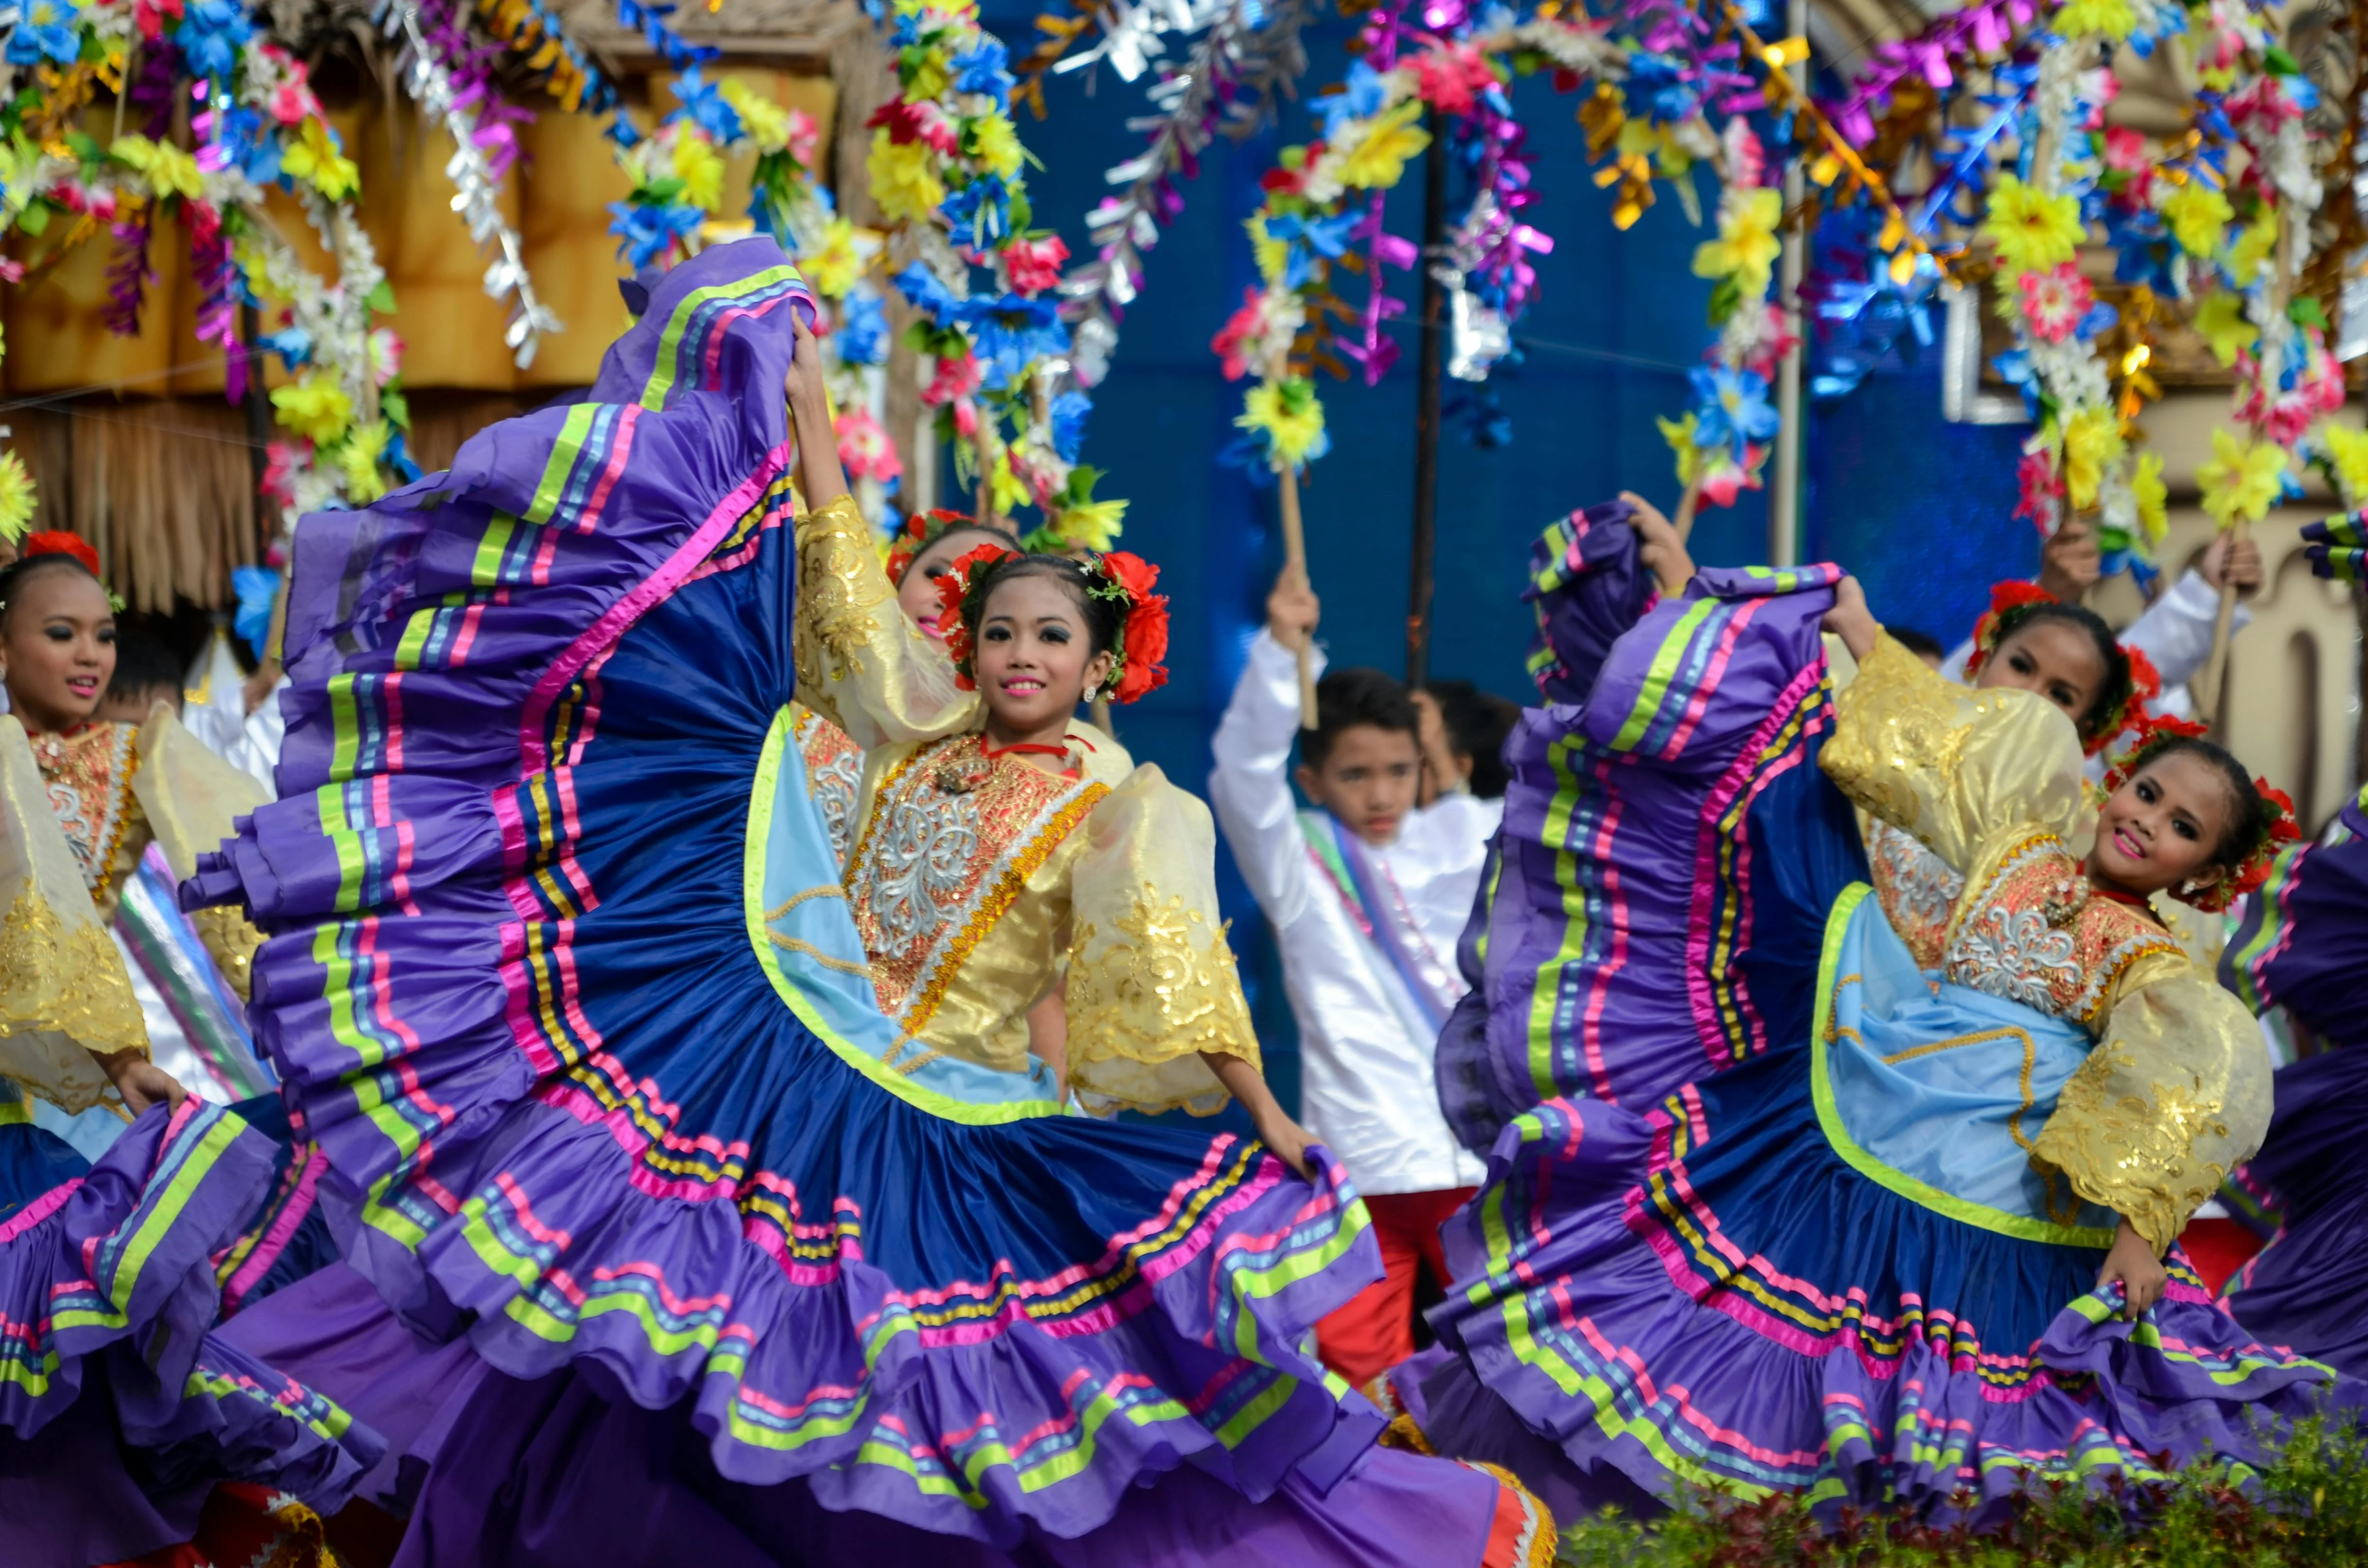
[188,239,1544,1565]
[0,1097,374,1566]
[2220,787,2368,1377]
[1407,571,2351,1522]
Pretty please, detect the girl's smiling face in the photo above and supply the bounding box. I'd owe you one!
[2089,750,2236,898]
[2,564,117,734]
[972,572,1113,738]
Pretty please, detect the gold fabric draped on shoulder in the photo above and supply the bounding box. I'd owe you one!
[0,715,146,1111]
[791,493,976,750]
[1066,765,1258,1119]
[132,703,269,1001]
[1821,631,2090,879]
[2032,959,2270,1253]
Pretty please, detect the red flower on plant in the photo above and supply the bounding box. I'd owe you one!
[1005,234,1070,297]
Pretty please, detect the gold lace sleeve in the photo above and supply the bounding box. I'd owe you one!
[1819,630,2091,877]
[2031,955,2270,1253]
[0,716,145,1111]
[131,705,268,1002]
[792,493,978,750]
[1064,765,1258,1118]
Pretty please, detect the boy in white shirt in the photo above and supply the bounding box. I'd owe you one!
[1209,562,1491,1388]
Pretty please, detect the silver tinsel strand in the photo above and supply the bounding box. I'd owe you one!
[383,0,564,368]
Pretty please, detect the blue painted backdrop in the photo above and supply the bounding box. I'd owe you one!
[978,5,2037,1113]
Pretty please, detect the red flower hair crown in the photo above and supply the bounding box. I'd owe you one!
[885,509,1004,587]
[932,545,1171,705]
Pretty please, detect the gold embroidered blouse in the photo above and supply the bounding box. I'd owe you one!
[1821,632,2269,1252]
[796,494,1260,1115]
[0,705,270,1115]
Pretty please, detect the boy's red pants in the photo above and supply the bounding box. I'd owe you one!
[1315,1187,1476,1387]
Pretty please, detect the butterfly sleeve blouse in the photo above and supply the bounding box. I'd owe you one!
[791,494,1261,1117]
[1821,632,2270,1252]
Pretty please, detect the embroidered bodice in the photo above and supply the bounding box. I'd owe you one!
[30,720,146,918]
[1863,814,1961,972]
[790,702,863,865]
[794,493,1260,1116]
[845,731,1110,1073]
[1821,631,2269,1250]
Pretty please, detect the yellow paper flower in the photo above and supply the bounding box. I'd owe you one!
[2226,210,2278,286]
[1692,187,1782,297]
[988,450,1029,518]
[1248,214,1291,287]
[2160,182,2234,258]
[802,218,865,300]
[2055,0,2136,39]
[0,137,44,216]
[2130,449,2168,545]
[1658,412,1706,485]
[868,132,945,224]
[2316,419,2368,506]
[0,450,35,545]
[1618,118,1695,179]
[271,376,354,446]
[2192,290,2259,368]
[670,130,725,212]
[2197,428,2288,527]
[279,120,358,202]
[338,419,391,504]
[1052,497,1127,551]
[112,133,206,203]
[1339,101,1430,191]
[1983,174,2085,276]
[2060,405,2124,511]
[720,78,792,154]
[970,112,1025,182]
[1237,379,1327,467]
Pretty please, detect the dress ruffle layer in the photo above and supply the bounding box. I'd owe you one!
[0,1103,376,1565]
[190,240,1442,1551]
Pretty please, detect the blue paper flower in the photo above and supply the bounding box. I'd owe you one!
[941,174,1014,249]
[891,260,961,325]
[951,39,1013,106]
[1049,390,1092,462]
[174,0,255,79]
[7,0,81,67]
[667,68,744,145]
[261,327,313,368]
[1320,60,1390,138]
[230,567,279,659]
[607,200,702,269]
[1689,364,1778,459]
[1262,209,1360,290]
[837,288,889,366]
[1623,53,1700,124]
[961,293,1069,391]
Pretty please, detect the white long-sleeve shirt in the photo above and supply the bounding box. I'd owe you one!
[1209,631,1491,1196]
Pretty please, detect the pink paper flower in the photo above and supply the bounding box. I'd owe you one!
[835,405,904,484]
[2017,264,2093,344]
[2015,446,2061,528]
[1413,42,1497,116]
[261,441,306,507]
[785,107,821,172]
[1004,234,1070,297]
[924,347,981,406]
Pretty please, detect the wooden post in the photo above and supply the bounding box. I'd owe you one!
[1278,461,1320,729]
[2200,519,2247,733]
[1406,110,1449,689]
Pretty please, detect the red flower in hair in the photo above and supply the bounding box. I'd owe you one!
[23,531,100,577]
[933,541,1017,689]
[885,509,984,587]
[1960,580,2057,683]
[1086,550,1169,705]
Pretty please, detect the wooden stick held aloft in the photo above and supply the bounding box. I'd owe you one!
[1277,463,1320,730]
